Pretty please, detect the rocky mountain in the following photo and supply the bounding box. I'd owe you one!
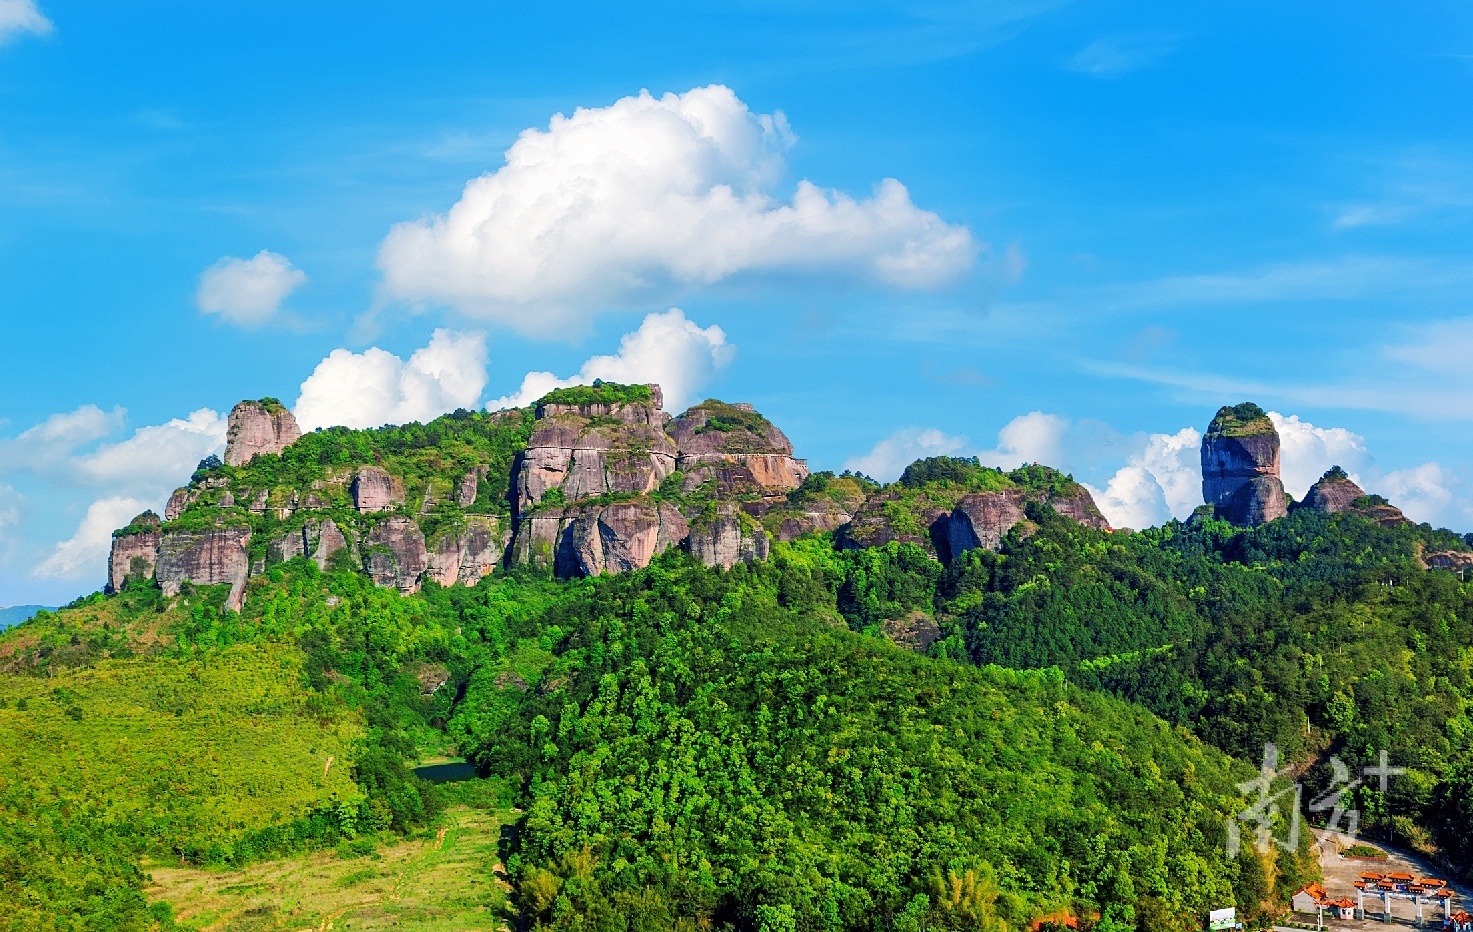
[1200,401,1288,526]
[104,384,1118,612]
[105,389,1433,613]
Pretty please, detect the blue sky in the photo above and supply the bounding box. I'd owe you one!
[3,0,1472,604]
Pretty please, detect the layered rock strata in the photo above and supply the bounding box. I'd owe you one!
[667,401,808,498]
[689,503,770,570]
[365,516,428,593]
[156,525,252,611]
[515,387,677,514]
[353,467,405,513]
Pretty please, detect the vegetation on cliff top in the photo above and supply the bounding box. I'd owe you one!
[537,380,654,409]
[1206,402,1274,438]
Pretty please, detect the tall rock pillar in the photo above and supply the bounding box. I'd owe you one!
[224,399,302,467]
[1200,402,1287,527]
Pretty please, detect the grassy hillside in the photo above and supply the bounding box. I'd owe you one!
[12,426,1473,929]
[0,605,50,631]
[146,804,512,931]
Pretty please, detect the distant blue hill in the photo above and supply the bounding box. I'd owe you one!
[0,605,53,631]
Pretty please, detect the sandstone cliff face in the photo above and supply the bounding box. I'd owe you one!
[1301,467,1365,514]
[1425,550,1473,574]
[1201,403,1287,527]
[565,500,688,576]
[353,466,405,513]
[689,503,770,569]
[840,490,953,552]
[1223,475,1288,527]
[1298,467,1409,526]
[515,391,677,514]
[224,400,301,467]
[668,401,809,497]
[944,490,1028,561]
[156,525,252,611]
[304,518,353,570]
[772,498,854,542]
[458,515,507,583]
[1045,487,1111,530]
[424,531,464,587]
[107,512,162,594]
[365,516,427,593]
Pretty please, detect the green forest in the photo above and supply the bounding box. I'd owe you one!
[3,418,1470,930]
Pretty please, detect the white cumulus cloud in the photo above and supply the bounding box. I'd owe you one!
[1086,466,1167,531]
[844,428,969,483]
[1267,411,1370,500]
[295,329,488,431]
[74,409,226,493]
[1378,462,1466,527]
[34,496,149,580]
[977,412,1070,470]
[0,0,51,43]
[377,85,976,334]
[1087,426,1204,530]
[196,250,308,326]
[488,309,734,413]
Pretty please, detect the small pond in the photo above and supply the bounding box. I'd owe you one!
[412,760,478,784]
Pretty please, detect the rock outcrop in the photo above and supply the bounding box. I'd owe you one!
[565,500,689,576]
[224,399,301,467]
[688,503,770,569]
[156,525,252,611]
[1425,550,1473,574]
[107,512,162,593]
[515,387,677,514]
[840,489,953,552]
[364,516,428,593]
[304,518,353,570]
[1298,467,1409,526]
[1201,403,1287,527]
[458,515,508,583]
[1300,467,1365,514]
[841,465,1108,561]
[944,490,1028,560]
[668,401,808,498]
[353,466,405,513]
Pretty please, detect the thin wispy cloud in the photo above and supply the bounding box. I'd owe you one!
[1330,156,1473,229]
[1067,35,1178,77]
[0,0,51,43]
[1104,255,1473,309]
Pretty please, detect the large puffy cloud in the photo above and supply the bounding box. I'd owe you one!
[1268,412,1369,499]
[977,412,1070,470]
[196,250,308,326]
[0,0,50,43]
[1378,463,1468,527]
[0,406,223,496]
[1086,427,1204,529]
[73,409,226,493]
[1088,466,1168,531]
[295,329,488,431]
[843,428,969,483]
[378,85,976,333]
[34,496,149,580]
[488,309,734,413]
